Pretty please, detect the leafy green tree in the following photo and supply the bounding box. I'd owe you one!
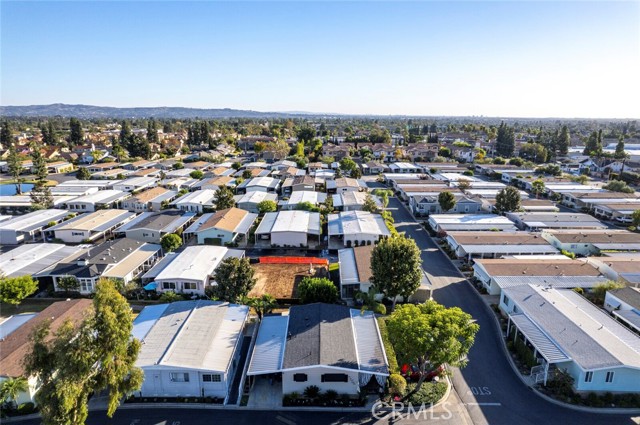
[557,125,570,155]
[615,137,627,160]
[591,281,624,306]
[242,169,253,179]
[531,179,546,198]
[257,200,277,214]
[29,145,53,209]
[119,120,132,145]
[126,134,151,160]
[492,157,506,165]
[7,143,24,195]
[24,279,143,425]
[632,209,640,227]
[69,118,84,145]
[189,170,204,179]
[41,121,57,146]
[508,157,523,166]
[214,186,236,210]
[518,142,547,163]
[211,257,256,303]
[362,193,380,213]
[495,122,515,158]
[297,127,316,144]
[494,186,521,214]
[387,301,478,397]
[583,130,603,157]
[160,233,182,253]
[0,377,29,408]
[373,189,392,211]
[76,167,91,180]
[56,276,80,296]
[371,234,422,311]
[354,287,386,315]
[438,191,456,212]
[159,291,183,303]
[339,157,358,174]
[0,275,38,305]
[146,118,159,144]
[297,277,338,304]
[0,120,12,147]
[603,180,634,193]
[243,294,278,321]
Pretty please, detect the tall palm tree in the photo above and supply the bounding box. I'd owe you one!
[0,377,28,408]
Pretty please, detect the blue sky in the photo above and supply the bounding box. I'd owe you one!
[1,1,639,118]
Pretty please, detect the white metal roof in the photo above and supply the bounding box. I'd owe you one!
[0,209,68,232]
[0,314,37,340]
[235,191,277,205]
[279,191,326,207]
[247,315,289,375]
[132,303,170,341]
[0,243,83,277]
[493,276,608,290]
[338,248,359,284]
[154,245,228,282]
[50,209,136,232]
[504,285,640,370]
[67,189,129,205]
[173,189,216,206]
[255,211,321,235]
[350,309,389,374]
[328,211,391,237]
[135,301,248,372]
[509,314,571,363]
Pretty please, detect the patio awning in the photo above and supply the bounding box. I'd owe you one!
[143,282,157,291]
[247,315,289,375]
[509,314,571,363]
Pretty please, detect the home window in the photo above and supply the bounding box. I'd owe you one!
[321,373,348,383]
[202,374,221,382]
[170,372,190,382]
[585,371,593,383]
[184,282,197,290]
[293,373,308,382]
[80,280,93,292]
[72,232,84,236]
[502,295,510,306]
[163,282,176,290]
[605,371,614,383]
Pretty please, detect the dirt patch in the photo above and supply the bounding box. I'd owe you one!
[250,263,329,300]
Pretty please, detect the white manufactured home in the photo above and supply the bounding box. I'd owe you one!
[133,301,249,402]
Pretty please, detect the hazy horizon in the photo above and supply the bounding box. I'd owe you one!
[2,1,638,119]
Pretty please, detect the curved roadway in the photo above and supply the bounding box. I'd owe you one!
[387,196,637,425]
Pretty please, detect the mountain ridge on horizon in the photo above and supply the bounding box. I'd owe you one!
[0,103,636,121]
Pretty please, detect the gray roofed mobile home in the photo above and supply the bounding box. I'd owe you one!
[0,244,85,277]
[504,285,640,370]
[283,303,359,370]
[0,209,69,245]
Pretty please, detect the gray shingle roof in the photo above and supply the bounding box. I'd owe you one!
[283,303,358,370]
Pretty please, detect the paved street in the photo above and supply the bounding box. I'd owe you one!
[387,196,638,425]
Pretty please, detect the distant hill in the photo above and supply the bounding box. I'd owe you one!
[0,103,314,119]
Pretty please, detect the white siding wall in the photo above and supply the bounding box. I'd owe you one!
[271,232,307,247]
[53,229,93,244]
[282,367,360,395]
[125,228,163,244]
[343,233,379,247]
[139,367,228,398]
[197,228,235,245]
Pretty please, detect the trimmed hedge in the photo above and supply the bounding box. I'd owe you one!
[377,317,400,374]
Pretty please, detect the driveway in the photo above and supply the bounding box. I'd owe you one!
[386,197,637,425]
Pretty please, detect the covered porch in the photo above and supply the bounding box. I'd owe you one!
[507,313,572,386]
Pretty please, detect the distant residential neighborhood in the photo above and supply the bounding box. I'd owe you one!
[1,116,639,422]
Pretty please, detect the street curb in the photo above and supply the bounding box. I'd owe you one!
[466,280,640,415]
[397,205,640,416]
